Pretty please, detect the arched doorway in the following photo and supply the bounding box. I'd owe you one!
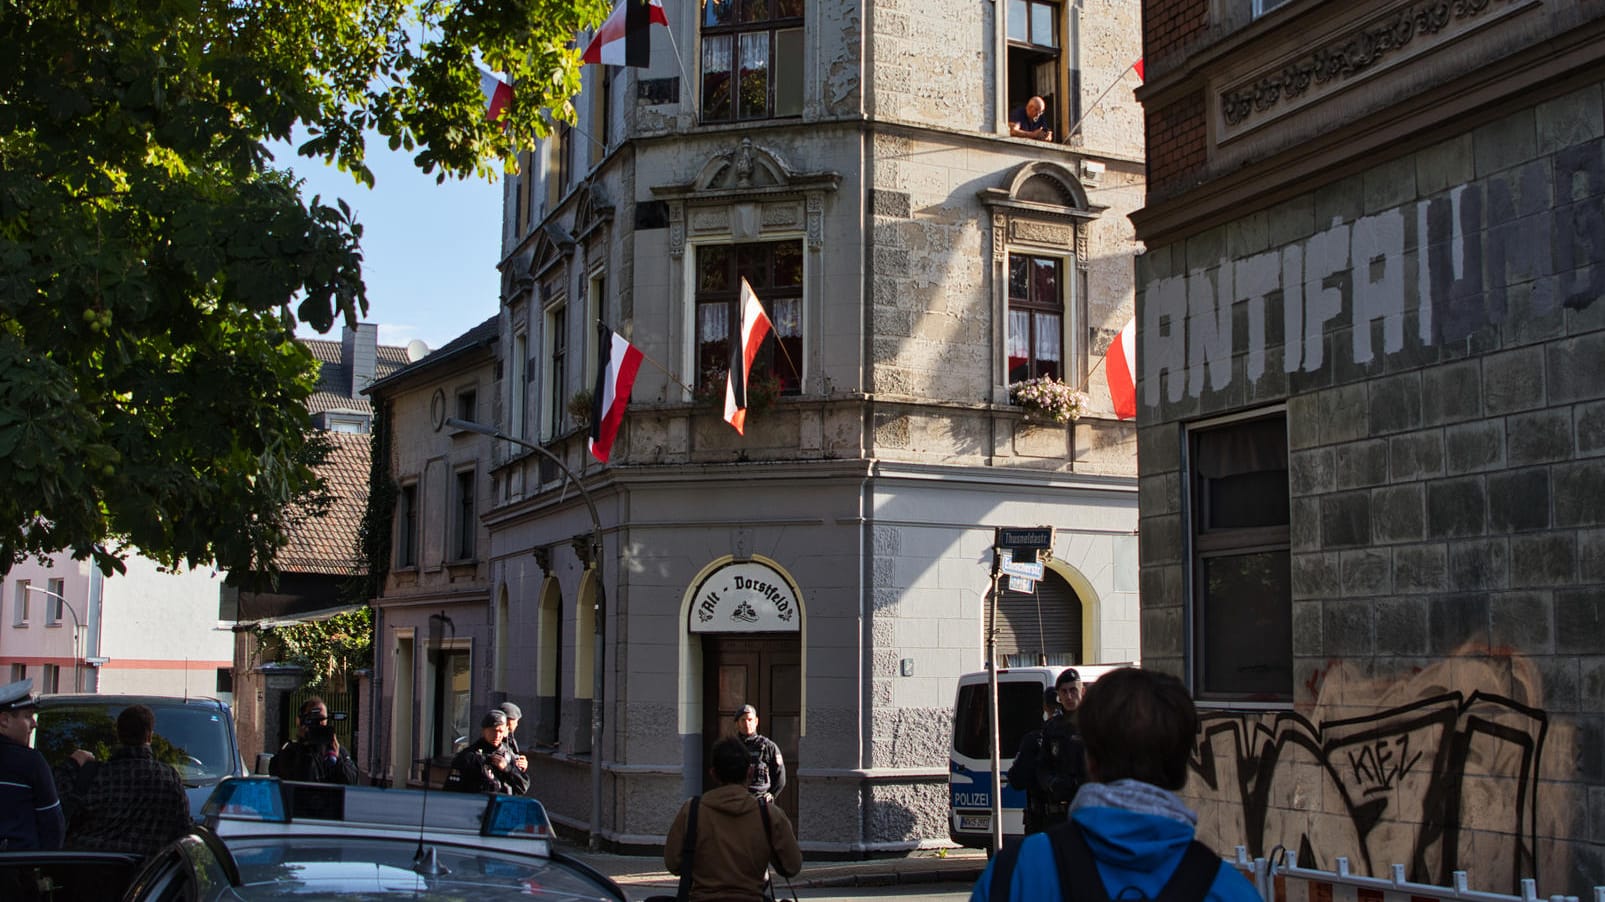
[987,567,1086,667]
[688,558,803,825]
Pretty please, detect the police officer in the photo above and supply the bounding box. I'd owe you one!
[732,704,785,803]
[0,679,65,851]
[1034,667,1086,829]
[1007,686,1060,835]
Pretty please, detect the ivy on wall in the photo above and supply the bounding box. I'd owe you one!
[350,399,395,604]
[256,606,373,692]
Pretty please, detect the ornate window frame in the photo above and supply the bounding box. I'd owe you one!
[651,139,840,397]
[979,161,1105,402]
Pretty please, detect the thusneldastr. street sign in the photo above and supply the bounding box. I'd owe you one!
[996,526,1054,550]
[1000,553,1045,580]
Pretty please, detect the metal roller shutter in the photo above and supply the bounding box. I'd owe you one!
[988,570,1084,667]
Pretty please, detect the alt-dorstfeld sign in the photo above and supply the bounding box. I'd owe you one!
[689,560,802,633]
[996,526,1054,550]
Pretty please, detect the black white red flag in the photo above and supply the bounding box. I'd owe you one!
[581,0,669,67]
[723,279,774,436]
[589,325,644,463]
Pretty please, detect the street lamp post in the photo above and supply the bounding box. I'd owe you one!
[443,417,608,851]
[26,585,84,693]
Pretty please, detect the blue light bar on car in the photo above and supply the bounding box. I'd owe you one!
[483,796,552,838]
[202,777,289,823]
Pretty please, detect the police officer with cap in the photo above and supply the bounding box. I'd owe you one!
[0,679,66,850]
[732,703,785,803]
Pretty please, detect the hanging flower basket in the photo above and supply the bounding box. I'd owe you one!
[1009,376,1089,426]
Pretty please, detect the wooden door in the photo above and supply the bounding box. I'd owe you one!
[702,635,801,827]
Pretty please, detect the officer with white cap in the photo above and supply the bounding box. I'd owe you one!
[0,679,66,850]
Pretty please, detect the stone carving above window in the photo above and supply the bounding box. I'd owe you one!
[979,161,1105,259]
[651,138,841,258]
[1218,0,1529,135]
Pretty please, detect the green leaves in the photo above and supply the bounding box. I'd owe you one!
[5,0,604,577]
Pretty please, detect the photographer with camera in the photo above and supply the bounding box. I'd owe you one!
[444,709,520,794]
[269,697,358,785]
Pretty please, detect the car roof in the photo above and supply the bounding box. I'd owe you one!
[204,778,557,857]
[39,694,231,709]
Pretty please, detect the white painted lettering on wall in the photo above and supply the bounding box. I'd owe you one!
[1142,150,1605,409]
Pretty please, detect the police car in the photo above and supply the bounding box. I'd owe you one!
[115,778,628,900]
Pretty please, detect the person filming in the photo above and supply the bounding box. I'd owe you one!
[269,697,358,785]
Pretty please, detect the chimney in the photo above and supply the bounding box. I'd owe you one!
[342,323,379,397]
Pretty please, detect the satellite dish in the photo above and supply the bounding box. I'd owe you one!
[405,339,430,362]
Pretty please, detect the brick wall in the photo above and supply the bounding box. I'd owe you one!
[1142,0,1209,70]
[1144,95,1207,197]
[1133,86,1605,896]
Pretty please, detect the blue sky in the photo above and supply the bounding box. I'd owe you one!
[279,139,506,353]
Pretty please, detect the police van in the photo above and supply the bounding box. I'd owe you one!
[948,663,1133,849]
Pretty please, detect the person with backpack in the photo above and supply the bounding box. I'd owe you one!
[663,736,802,901]
[972,667,1262,902]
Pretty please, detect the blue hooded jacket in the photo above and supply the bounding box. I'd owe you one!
[970,780,1262,902]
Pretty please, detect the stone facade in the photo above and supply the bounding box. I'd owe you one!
[1133,0,1605,895]
[369,0,1144,855]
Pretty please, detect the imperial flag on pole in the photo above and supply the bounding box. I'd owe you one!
[589,325,644,463]
[723,279,774,436]
[1106,317,1137,420]
[581,0,669,67]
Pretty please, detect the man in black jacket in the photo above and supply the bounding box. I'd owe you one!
[56,704,190,857]
[732,704,784,803]
[1034,667,1086,828]
[269,697,358,785]
[1006,687,1060,835]
[0,680,64,852]
[444,709,519,794]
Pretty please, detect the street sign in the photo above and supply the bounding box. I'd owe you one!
[996,526,1054,550]
[1007,575,1037,593]
[1000,553,1045,580]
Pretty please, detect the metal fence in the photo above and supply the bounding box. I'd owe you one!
[1224,847,1605,902]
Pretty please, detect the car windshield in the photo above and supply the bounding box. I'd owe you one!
[36,702,235,785]
[224,837,623,900]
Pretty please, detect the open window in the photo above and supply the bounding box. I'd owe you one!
[1005,0,1079,140]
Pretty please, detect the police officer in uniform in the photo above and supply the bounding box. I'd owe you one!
[732,704,785,803]
[0,679,65,851]
[1034,667,1087,829]
[1007,686,1061,834]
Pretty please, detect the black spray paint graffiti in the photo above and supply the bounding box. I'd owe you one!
[1190,691,1547,893]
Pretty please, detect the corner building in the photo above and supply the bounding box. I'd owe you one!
[434,0,1145,854]
[1130,0,1605,895]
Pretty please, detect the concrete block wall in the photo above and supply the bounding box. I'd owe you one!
[1134,82,1605,895]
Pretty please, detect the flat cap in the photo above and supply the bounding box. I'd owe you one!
[481,709,508,729]
[498,702,522,721]
[0,679,38,712]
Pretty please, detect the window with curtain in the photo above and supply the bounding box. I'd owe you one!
[695,240,804,394]
[700,0,803,122]
[1007,253,1064,383]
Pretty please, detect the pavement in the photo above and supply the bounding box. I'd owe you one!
[556,839,989,894]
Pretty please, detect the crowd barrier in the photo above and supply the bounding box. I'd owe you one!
[1222,847,1605,902]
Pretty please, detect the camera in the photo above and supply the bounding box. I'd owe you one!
[300,710,326,728]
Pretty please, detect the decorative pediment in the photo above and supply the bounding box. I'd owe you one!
[652,138,841,204]
[499,247,534,303]
[978,161,1105,220]
[529,223,576,281]
[573,183,614,242]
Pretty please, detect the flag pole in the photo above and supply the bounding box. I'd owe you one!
[596,320,696,397]
[1063,59,1141,143]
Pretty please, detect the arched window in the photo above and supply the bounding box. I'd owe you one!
[986,568,1085,667]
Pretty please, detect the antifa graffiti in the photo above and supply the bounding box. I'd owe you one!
[1141,142,1605,410]
[1189,691,1547,893]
